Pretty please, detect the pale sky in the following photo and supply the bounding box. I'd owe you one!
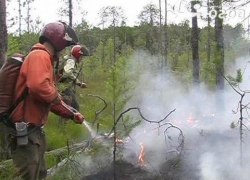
[32,0,186,26]
[7,0,250,32]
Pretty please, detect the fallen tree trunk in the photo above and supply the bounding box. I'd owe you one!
[47,141,90,177]
[0,140,89,176]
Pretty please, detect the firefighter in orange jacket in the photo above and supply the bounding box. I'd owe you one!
[9,22,84,180]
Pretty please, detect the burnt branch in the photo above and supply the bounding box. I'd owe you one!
[108,107,176,136]
[157,122,185,154]
[88,94,107,133]
[224,73,250,166]
[224,74,242,96]
[88,94,107,117]
[243,124,250,131]
[120,116,136,143]
[120,115,140,137]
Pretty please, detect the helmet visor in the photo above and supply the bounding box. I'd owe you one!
[80,46,90,56]
[64,24,79,46]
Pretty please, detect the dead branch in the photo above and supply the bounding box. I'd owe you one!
[224,74,242,96]
[88,94,107,118]
[109,106,176,168]
[158,122,185,154]
[108,107,176,136]
[120,116,136,143]
[224,74,250,166]
[88,94,107,133]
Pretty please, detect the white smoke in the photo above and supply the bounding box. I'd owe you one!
[122,50,250,179]
[200,152,221,180]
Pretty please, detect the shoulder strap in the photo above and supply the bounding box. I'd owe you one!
[10,46,49,113]
[1,88,28,128]
[6,87,29,116]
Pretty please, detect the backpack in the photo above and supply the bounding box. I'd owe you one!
[0,54,27,127]
[0,45,51,127]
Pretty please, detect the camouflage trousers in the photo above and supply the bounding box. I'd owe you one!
[62,88,79,111]
[8,126,47,180]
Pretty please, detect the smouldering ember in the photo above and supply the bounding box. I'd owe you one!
[187,113,197,126]
[138,142,146,167]
[115,138,124,144]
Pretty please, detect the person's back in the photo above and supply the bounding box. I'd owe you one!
[8,21,85,180]
[11,43,57,125]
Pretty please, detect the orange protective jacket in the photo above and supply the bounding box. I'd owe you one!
[11,43,75,126]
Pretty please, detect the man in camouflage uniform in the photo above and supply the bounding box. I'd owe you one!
[58,45,89,111]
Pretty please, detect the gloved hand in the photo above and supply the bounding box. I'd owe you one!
[73,112,85,124]
[80,82,87,88]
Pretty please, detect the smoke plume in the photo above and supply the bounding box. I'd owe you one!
[122,50,250,179]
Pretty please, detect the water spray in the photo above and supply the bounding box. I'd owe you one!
[59,100,97,138]
[82,120,96,138]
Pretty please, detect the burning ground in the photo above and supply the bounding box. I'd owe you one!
[106,52,250,179]
[48,52,250,180]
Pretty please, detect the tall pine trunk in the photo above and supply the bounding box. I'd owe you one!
[18,0,22,36]
[69,0,73,27]
[214,0,224,112]
[159,0,163,68]
[25,0,35,33]
[207,0,211,62]
[164,0,168,66]
[191,1,200,85]
[0,0,7,66]
[214,0,224,90]
[0,0,9,160]
[191,0,201,118]
[27,0,31,33]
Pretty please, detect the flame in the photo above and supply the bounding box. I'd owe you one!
[187,113,196,126]
[115,138,124,144]
[138,142,146,166]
